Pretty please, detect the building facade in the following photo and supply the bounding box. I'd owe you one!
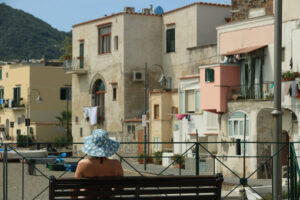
[0,63,71,142]
[70,2,231,157]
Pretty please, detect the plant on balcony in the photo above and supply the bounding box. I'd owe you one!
[153,151,162,165]
[59,36,72,61]
[171,153,185,169]
[282,70,299,81]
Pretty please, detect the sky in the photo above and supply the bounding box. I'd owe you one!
[1,0,231,32]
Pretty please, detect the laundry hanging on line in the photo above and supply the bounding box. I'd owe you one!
[83,106,98,125]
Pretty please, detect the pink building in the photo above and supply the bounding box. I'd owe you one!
[200,64,240,113]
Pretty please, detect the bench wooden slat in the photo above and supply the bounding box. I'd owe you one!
[52,187,218,197]
[50,174,223,200]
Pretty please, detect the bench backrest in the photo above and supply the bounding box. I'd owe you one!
[49,174,223,200]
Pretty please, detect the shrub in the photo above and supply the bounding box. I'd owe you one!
[17,135,32,147]
[171,153,185,164]
[153,151,163,164]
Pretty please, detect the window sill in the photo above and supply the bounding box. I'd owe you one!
[165,51,176,54]
[98,52,112,56]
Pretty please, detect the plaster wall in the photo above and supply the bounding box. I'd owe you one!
[218,100,273,178]
[0,64,71,142]
[200,65,240,113]
[283,0,300,22]
[196,5,231,46]
[72,15,126,144]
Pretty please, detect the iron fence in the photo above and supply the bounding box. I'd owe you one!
[0,141,299,200]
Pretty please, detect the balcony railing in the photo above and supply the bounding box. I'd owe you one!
[63,57,88,75]
[224,82,274,101]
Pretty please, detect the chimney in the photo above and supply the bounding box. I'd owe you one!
[124,7,135,13]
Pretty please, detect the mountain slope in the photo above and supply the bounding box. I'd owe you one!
[0,3,70,61]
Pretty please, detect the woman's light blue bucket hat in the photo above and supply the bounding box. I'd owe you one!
[81,129,120,157]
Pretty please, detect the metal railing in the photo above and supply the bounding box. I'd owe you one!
[0,141,299,200]
[218,82,274,101]
[63,58,89,73]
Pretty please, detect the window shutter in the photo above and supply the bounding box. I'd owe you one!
[210,69,214,82]
[179,91,185,113]
[195,89,200,112]
[0,69,2,80]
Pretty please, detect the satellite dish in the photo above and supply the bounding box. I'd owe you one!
[154,6,164,15]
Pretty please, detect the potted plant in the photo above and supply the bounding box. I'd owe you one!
[153,151,162,165]
[171,154,185,169]
[138,153,153,164]
[281,70,299,81]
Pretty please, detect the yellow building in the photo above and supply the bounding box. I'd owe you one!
[0,63,72,142]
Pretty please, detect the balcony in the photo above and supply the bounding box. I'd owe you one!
[2,99,25,110]
[63,57,88,75]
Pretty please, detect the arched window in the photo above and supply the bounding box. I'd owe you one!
[228,111,249,155]
[93,80,105,123]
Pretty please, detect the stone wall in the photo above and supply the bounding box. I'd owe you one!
[231,0,273,21]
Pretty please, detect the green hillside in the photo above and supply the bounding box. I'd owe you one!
[0,3,70,61]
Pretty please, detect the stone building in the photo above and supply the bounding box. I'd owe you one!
[0,62,71,143]
[69,2,231,157]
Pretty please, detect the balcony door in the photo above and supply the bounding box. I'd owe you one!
[79,42,84,69]
[92,79,105,123]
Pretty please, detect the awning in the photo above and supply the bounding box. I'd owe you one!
[222,45,267,56]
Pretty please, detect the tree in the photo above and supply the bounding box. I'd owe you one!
[60,36,72,61]
[56,110,72,139]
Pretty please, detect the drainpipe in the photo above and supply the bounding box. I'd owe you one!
[272,0,282,199]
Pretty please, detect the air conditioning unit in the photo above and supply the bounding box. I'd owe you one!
[133,71,144,82]
[142,8,151,15]
[124,7,135,13]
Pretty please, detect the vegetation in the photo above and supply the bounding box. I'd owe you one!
[0,3,71,61]
[282,70,299,81]
[171,153,185,164]
[53,136,72,148]
[153,151,163,164]
[17,135,33,147]
[59,36,72,61]
[56,110,72,141]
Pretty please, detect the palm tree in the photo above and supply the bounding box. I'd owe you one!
[56,110,72,139]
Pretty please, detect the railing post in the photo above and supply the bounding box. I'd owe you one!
[179,157,181,176]
[22,158,24,200]
[195,143,199,176]
[3,144,8,200]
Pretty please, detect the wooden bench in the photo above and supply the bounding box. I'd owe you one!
[49,174,223,200]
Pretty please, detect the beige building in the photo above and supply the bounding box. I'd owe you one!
[70,2,230,157]
[0,63,72,143]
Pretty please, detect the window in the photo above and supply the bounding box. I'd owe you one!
[166,28,175,53]
[127,124,136,134]
[0,88,4,99]
[180,89,200,113]
[0,68,2,80]
[114,36,118,51]
[228,111,249,155]
[98,25,111,54]
[171,106,178,115]
[80,128,83,137]
[186,90,195,113]
[79,42,84,69]
[60,87,72,100]
[93,79,105,122]
[154,137,160,152]
[13,87,21,105]
[167,77,173,89]
[205,69,214,82]
[16,129,21,137]
[6,72,8,78]
[154,104,159,119]
[179,91,185,113]
[113,87,117,101]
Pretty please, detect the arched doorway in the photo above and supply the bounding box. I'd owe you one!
[92,79,105,123]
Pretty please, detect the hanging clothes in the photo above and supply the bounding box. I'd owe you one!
[289,81,299,97]
[89,106,98,125]
[254,58,262,99]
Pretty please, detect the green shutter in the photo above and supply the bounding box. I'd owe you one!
[0,69,2,80]
[166,28,175,53]
[205,69,214,82]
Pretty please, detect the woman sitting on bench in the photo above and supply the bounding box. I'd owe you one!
[73,129,123,199]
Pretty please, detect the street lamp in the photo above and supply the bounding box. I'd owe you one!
[26,88,42,147]
[143,63,167,170]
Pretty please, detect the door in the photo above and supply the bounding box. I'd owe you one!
[138,130,143,155]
